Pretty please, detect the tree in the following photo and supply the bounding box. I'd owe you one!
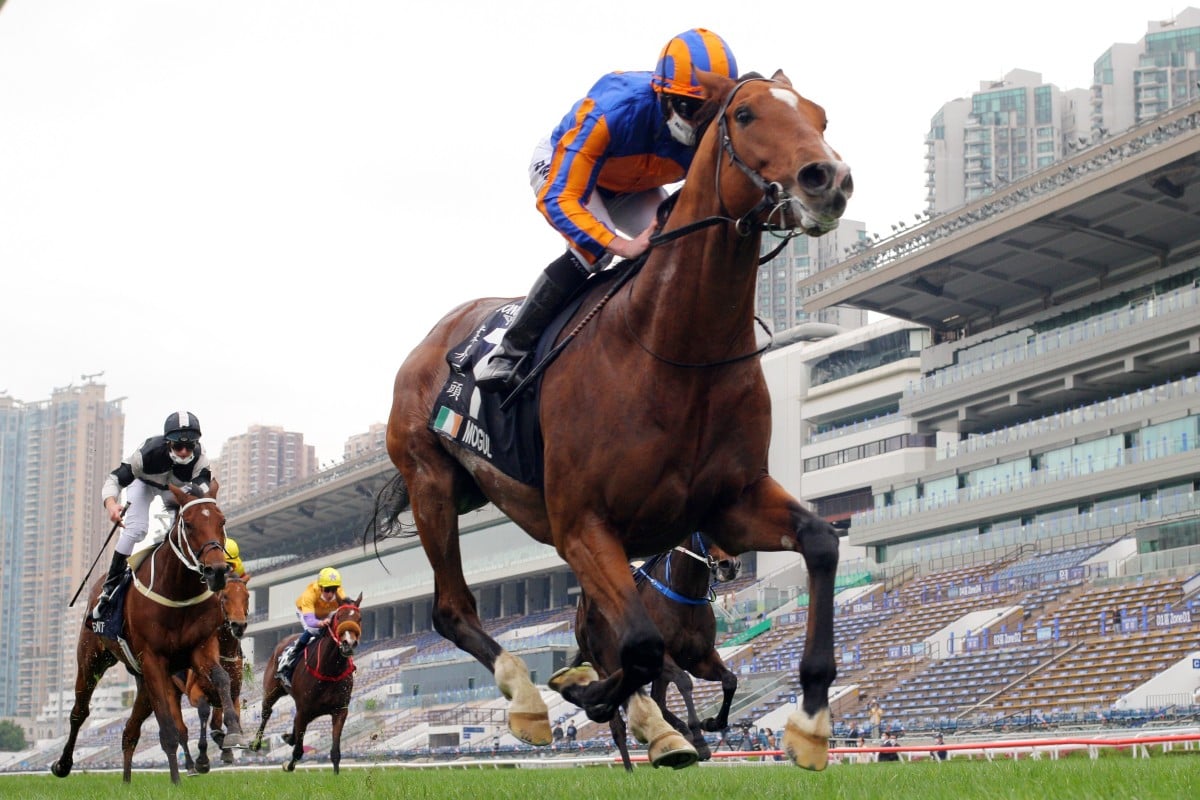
[0,720,28,751]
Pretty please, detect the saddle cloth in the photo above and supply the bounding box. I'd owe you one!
[428,268,625,487]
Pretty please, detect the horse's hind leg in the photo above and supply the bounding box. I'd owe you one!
[194,698,211,773]
[610,710,633,771]
[51,635,115,778]
[284,713,312,772]
[406,463,550,746]
[121,682,154,782]
[691,649,738,734]
[251,684,284,752]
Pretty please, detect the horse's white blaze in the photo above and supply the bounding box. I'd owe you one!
[770,87,800,110]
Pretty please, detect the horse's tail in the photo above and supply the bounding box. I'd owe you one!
[362,472,416,564]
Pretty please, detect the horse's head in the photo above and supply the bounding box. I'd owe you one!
[221,573,250,639]
[328,594,364,658]
[696,533,742,584]
[695,68,852,237]
[167,479,229,592]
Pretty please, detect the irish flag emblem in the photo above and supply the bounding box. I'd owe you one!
[434,406,464,437]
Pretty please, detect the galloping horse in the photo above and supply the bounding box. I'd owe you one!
[579,532,742,770]
[172,572,251,773]
[374,68,849,770]
[251,596,363,773]
[52,482,239,784]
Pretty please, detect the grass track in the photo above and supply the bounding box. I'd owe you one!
[2,753,1194,800]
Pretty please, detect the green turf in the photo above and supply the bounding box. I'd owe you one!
[2,753,1196,800]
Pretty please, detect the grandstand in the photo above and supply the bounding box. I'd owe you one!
[11,91,1200,774]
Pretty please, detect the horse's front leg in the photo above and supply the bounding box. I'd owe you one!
[656,661,710,760]
[707,475,839,771]
[195,650,242,749]
[283,712,311,772]
[139,658,188,784]
[690,649,738,733]
[330,707,349,774]
[194,696,211,774]
[558,530,696,768]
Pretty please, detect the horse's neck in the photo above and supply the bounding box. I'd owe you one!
[663,551,709,593]
[631,193,763,363]
[140,538,201,599]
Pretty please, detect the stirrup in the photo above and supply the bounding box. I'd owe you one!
[477,351,530,393]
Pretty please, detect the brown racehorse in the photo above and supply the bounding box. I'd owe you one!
[373,69,849,770]
[251,596,363,773]
[578,532,742,770]
[52,482,238,784]
[172,572,251,773]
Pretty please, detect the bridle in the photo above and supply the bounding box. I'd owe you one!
[650,76,805,258]
[133,496,227,607]
[634,533,720,607]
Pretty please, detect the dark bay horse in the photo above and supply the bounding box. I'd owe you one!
[172,572,250,773]
[251,596,363,773]
[52,482,238,784]
[576,532,742,770]
[375,68,849,770]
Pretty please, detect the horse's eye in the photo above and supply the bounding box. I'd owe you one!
[734,106,754,125]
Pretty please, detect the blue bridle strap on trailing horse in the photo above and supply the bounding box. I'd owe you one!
[633,533,716,606]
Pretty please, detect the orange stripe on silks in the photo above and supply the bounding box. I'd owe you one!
[701,33,732,79]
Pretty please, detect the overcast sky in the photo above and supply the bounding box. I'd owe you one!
[0,1,1184,464]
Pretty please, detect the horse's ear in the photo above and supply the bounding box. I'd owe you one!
[696,69,736,106]
[208,477,220,498]
[242,572,251,585]
[354,592,363,607]
[168,483,188,505]
[771,69,793,88]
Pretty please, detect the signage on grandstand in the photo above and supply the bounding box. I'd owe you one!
[887,642,925,659]
[1155,609,1192,627]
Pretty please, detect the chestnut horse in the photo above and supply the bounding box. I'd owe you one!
[52,482,238,784]
[580,532,742,770]
[250,596,363,773]
[172,572,251,773]
[374,69,849,770]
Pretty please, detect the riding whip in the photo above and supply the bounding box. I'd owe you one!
[69,502,129,608]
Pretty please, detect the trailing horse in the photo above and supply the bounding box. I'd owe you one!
[172,572,251,772]
[251,596,363,773]
[578,532,742,770]
[372,68,849,770]
[52,482,238,784]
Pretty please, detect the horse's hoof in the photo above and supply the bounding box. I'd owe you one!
[221,750,235,764]
[196,756,209,774]
[547,663,598,693]
[211,730,225,747]
[647,731,698,770]
[221,732,244,749]
[249,737,262,753]
[284,761,296,772]
[508,711,552,746]
[783,711,830,771]
[50,760,71,778]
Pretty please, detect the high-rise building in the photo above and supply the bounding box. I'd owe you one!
[212,425,317,507]
[2,380,124,723]
[927,10,1200,216]
[344,422,387,462]
[1092,9,1200,137]
[756,220,868,333]
[925,69,1089,213]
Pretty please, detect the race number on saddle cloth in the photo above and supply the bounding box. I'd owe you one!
[430,270,622,486]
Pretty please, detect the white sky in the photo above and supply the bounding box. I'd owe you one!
[0,1,1184,464]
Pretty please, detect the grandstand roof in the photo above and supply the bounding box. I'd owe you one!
[800,104,1200,336]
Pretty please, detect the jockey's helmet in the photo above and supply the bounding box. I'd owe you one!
[651,28,738,100]
[318,567,342,588]
[164,410,202,443]
[225,537,240,560]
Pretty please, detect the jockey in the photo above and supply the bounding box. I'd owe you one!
[276,566,347,688]
[476,28,739,393]
[92,411,212,622]
[224,536,245,578]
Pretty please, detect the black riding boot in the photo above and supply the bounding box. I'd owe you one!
[91,551,128,620]
[476,251,589,393]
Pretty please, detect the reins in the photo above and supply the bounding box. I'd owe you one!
[634,534,717,606]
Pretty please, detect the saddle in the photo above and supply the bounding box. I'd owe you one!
[429,267,627,487]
